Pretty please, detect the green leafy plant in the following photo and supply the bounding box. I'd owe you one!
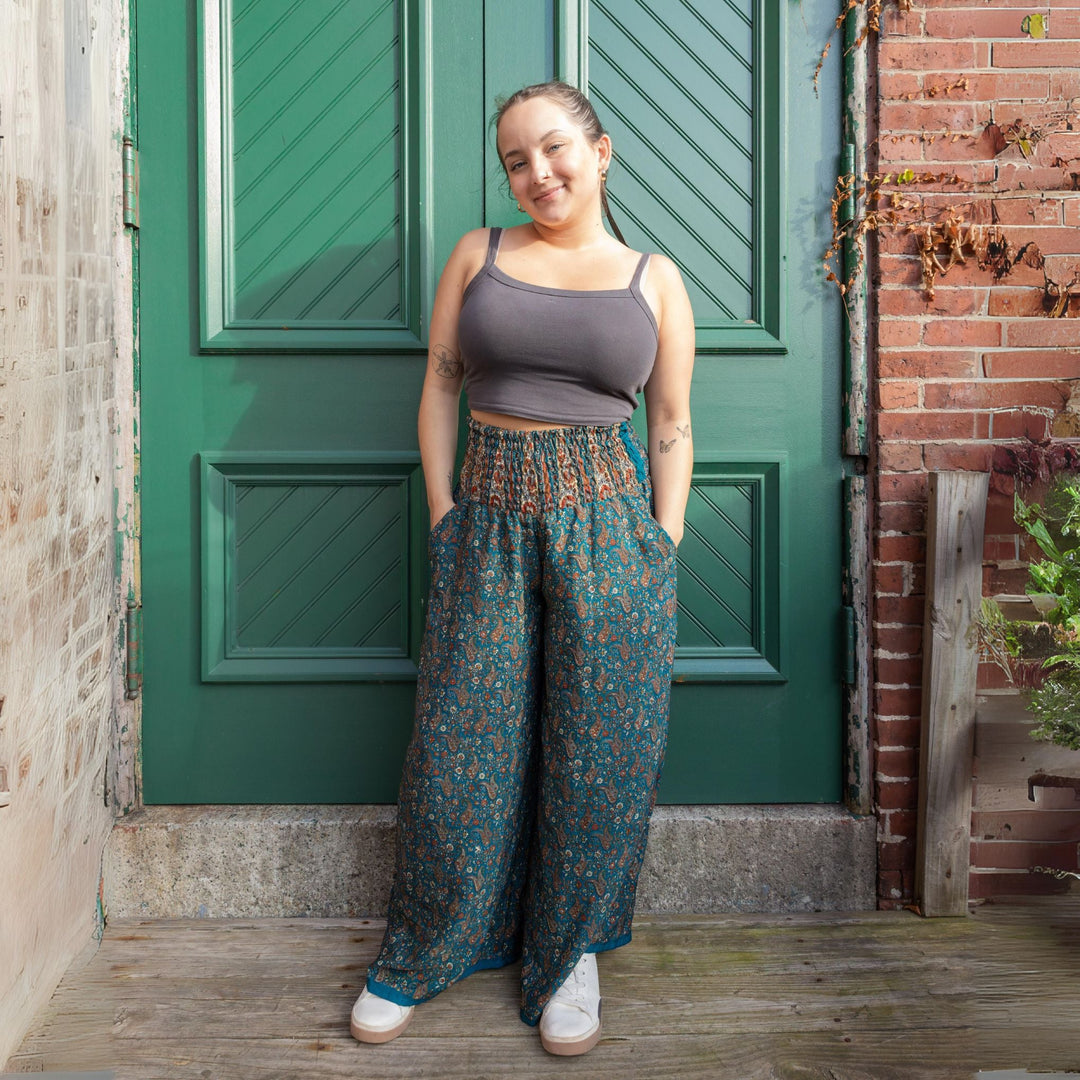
[1014,476,1080,748]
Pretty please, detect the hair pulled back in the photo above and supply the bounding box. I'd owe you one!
[493,81,628,246]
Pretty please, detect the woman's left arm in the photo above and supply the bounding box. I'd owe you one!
[643,254,695,548]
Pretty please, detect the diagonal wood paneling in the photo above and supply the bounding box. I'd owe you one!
[672,459,786,682]
[201,454,425,681]
[199,0,427,352]
[587,0,784,352]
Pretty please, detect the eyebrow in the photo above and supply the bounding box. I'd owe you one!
[501,128,569,163]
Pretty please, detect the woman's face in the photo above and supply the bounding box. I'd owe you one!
[497,96,611,226]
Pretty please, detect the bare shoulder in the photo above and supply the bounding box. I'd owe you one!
[439,228,493,296]
[647,252,687,293]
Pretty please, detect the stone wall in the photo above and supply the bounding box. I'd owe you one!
[0,0,133,1062]
[872,1,1080,907]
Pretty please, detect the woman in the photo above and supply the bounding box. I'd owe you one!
[351,81,694,1056]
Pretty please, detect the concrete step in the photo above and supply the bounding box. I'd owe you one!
[104,804,876,918]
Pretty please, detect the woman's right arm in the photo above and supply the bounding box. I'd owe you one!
[418,229,488,529]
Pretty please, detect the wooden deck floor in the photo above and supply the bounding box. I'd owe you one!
[7,894,1080,1079]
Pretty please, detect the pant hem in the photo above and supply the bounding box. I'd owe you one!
[367,948,521,1008]
[519,931,633,1027]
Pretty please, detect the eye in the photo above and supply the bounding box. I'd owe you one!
[509,160,525,172]
[547,142,564,153]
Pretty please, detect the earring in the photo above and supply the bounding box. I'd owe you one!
[516,201,523,212]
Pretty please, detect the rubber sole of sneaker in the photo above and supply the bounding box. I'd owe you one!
[350,1008,413,1044]
[539,1002,602,1056]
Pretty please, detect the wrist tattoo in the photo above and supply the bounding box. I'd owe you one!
[432,344,462,379]
[659,438,676,454]
[677,423,691,440]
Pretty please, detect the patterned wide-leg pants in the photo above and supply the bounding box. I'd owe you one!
[366,417,678,1026]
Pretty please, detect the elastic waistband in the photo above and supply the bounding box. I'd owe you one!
[458,417,651,514]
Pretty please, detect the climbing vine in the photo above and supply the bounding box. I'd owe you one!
[819,3,1080,317]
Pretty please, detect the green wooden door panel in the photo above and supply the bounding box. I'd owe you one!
[139,0,844,805]
[199,0,427,351]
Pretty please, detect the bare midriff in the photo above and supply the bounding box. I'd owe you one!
[470,408,575,431]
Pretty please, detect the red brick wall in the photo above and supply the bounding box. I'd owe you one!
[873,1,1080,908]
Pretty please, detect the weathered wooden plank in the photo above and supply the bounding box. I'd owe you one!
[10,898,1080,1079]
[916,470,989,916]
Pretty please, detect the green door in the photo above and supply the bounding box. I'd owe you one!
[138,0,843,804]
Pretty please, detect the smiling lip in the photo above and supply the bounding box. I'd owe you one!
[534,186,563,202]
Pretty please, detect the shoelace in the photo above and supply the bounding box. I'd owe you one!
[553,957,592,1009]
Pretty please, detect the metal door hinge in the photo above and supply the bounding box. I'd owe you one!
[123,137,139,228]
[842,605,856,685]
[125,598,143,699]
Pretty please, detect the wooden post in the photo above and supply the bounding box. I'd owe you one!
[915,471,989,917]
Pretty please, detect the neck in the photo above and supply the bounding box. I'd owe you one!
[528,215,609,249]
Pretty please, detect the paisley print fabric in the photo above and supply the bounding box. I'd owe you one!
[366,418,677,1026]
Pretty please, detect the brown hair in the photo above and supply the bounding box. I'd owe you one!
[493,81,628,246]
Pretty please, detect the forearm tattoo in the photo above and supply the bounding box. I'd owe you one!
[432,344,462,379]
[659,424,691,454]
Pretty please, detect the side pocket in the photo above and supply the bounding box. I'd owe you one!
[428,501,461,551]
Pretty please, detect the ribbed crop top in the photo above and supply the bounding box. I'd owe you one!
[457,227,659,425]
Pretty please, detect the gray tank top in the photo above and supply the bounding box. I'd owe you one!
[457,227,659,425]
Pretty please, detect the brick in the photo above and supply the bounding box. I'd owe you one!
[922,319,1003,348]
[878,835,918,868]
[876,287,986,317]
[877,379,921,409]
[874,625,923,657]
[876,255,923,289]
[881,6,924,36]
[878,319,924,347]
[990,409,1053,440]
[928,71,1051,103]
[924,7,1050,39]
[878,870,904,900]
[988,196,1063,226]
[881,41,982,71]
[985,491,1022,533]
[875,716,921,749]
[922,380,1069,410]
[982,349,1080,378]
[1066,199,1080,228]
[875,535,926,563]
[878,72,923,100]
[876,472,928,503]
[987,287,1055,318]
[878,502,926,534]
[992,40,1080,68]
[878,442,924,471]
[878,102,981,132]
[876,658,923,689]
[1005,319,1080,347]
[877,779,918,812]
[997,162,1080,192]
[877,410,982,440]
[1050,70,1080,101]
[873,564,908,595]
[877,349,979,379]
[874,595,927,627]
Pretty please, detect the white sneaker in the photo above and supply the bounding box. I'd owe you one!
[350,986,414,1044]
[539,952,602,1056]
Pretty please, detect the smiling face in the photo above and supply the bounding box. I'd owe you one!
[496,95,611,227]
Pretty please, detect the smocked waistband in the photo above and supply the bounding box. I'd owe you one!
[458,417,650,514]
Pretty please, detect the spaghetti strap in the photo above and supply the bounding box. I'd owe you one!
[485,227,503,267]
[629,252,651,292]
